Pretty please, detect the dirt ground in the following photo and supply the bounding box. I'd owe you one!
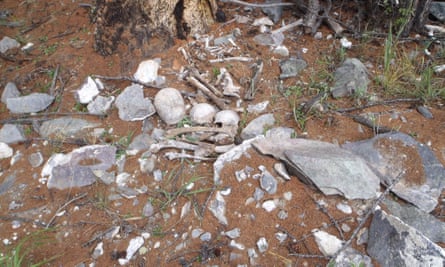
[0,0,444,266]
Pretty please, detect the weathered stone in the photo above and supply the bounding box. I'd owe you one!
[1,82,20,104]
[39,117,100,139]
[133,59,160,84]
[87,95,114,115]
[253,137,381,199]
[42,145,116,190]
[384,198,445,243]
[128,133,155,154]
[331,58,369,98]
[154,88,185,125]
[279,58,307,79]
[367,209,445,267]
[28,152,44,168]
[0,36,20,53]
[329,247,374,267]
[313,230,343,256]
[0,124,26,144]
[115,84,156,121]
[76,76,103,104]
[208,191,228,225]
[430,2,445,22]
[343,132,445,212]
[0,142,13,159]
[6,93,54,114]
[240,113,275,140]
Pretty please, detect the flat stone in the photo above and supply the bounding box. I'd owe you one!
[330,247,374,267]
[1,82,20,104]
[430,2,445,22]
[253,137,381,199]
[384,198,445,243]
[240,113,275,140]
[0,124,26,144]
[28,152,44,168]
[39,117,100,139]
[42,145,116,190]
[313,230,343,257]
[331,58,369,98]
[279,58,307,79]
[87,95,114,115]
[343,132,445,212]
[367,209,445,267]
[115,84,156,121]
[208,191,228,225]
[0,36,20,53]
[128,133,155,154]
[6,93,54,114]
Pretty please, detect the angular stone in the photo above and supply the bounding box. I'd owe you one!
[87,95,114,115]
[128,133,155,154]
[6,93,54,114]
[133,59,160,84]
[253,137,381,199]
[240,113,275,140]
[39,117,100,139]
[76,76,102,104]
[0,124,26,144]
[367,209,445,267]
[42,145,116,190]
[331,58,369,98]
[1,82,20,104]
[343,132,445,212]
[384,198,445,243]
[0,142,13,159]
[329,247,374,267]
[0,36,20,53]
[313,230,343,256]
[115,84,155,121]
[279,58,307,79]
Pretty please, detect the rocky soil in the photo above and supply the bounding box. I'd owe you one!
[0,1,444,266]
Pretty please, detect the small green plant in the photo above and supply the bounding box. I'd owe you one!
[176,116,192,128]
[72,102,87,112]
[40,43,58,56]
[293,105,308,131]
[115,131,134,158]
[0,229,60,267]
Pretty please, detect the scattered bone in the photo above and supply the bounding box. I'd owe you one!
[149,140,199,153]
[164,152,214,161]
[209,56,253,63]
[165,126,234,139]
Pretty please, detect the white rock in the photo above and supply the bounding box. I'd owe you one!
[262,199,277,212]
[189,103,217,124]
[154,88,185,125]
[336,203,352,214]
[313,230,343,256]
[256,237,268,253]
[0,142,13,159]
[340,37,352,49]
[124,236,144,261]
[133,59,160,84]
[76,76,101,104]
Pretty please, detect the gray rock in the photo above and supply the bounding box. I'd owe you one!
[0,142,13,159]
[39,117,100,139]
[330,247,374,267]
[1,82,20,104]
[265,127,295,139]
[0,36,20,53]
[430,2,445,22]
[240,113,275,140]
[208,191,228,225]
[260,169,277,194]
[331,58,369,98]
[343,132,445,212]
[87,95,114,115]
[246,101,269,114]
[115,84,156,121]
[42,145,116,190]
[416,105,433,119]
[367,209,445,267]
[128,133,155,153]
[253,187,265,201]
[0,124,26,144]
[6,93,54,113]
[253,32,284,46]
[279,58,307,79]
[154,88,185,125]
[76,76,102,104]
[138,154,156,174]
[224,228,241,239]
[142,202,154,217]
[0,173,16,196]
[252,137,381,199]
[262,0,283,23]
[384,198,445,243]
[214,136,264,184]
[28,152,44,168]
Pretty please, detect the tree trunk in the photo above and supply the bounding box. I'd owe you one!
[93,0,217,56]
